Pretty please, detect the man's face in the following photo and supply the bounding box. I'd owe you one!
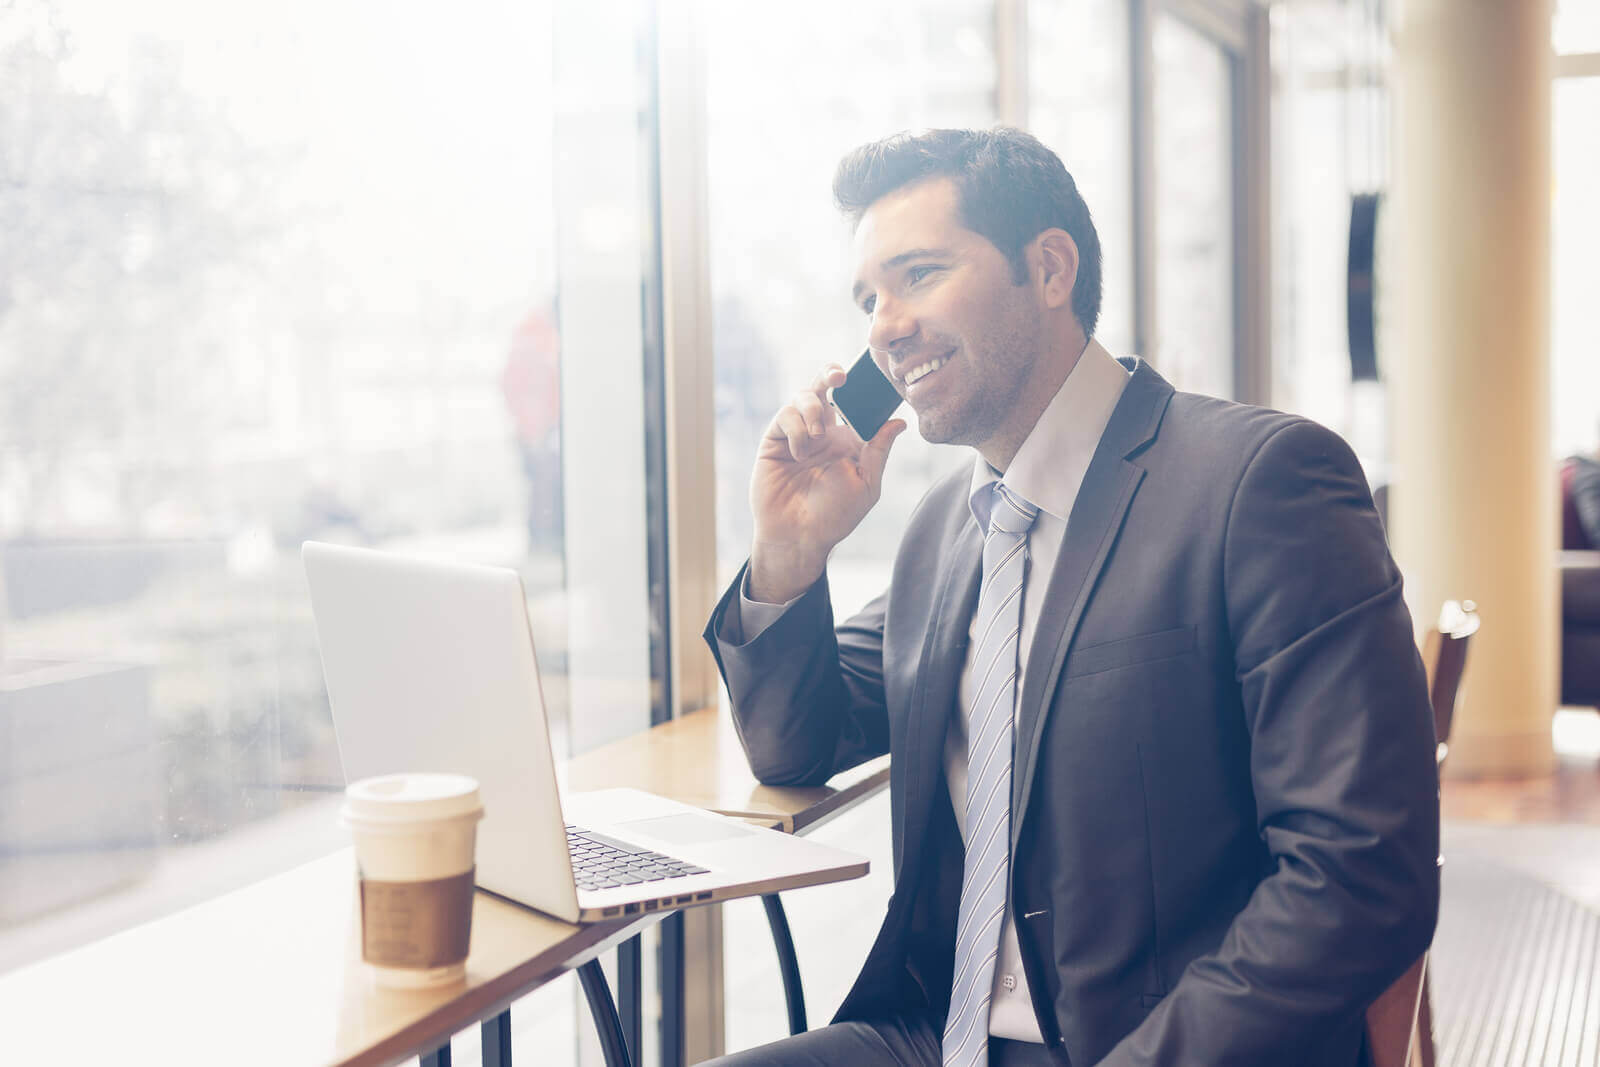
[850,177,1043,450]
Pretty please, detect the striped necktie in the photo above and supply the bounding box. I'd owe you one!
[943,481,1039,1067]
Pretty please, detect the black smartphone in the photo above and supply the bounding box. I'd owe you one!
[830,348,903,442]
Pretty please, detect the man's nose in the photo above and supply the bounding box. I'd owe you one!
[867,294,917,354]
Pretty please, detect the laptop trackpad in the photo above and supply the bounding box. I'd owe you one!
[618,813,753,846]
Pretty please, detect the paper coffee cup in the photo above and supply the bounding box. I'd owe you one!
[342,773,484,989]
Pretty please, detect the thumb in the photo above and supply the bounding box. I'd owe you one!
[860,418,909,491]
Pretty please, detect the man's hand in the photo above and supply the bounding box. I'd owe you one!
[748,363,907,603]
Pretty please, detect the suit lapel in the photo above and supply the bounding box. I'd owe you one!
[898,515,983,869]
[1012,359,1175,839]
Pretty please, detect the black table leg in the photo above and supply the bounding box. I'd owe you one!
[578,958,634,1067]
[481,1009,513,1067]
[618,935,643,1062]
[660,911,685,1067]
[419,1042,451,1067]
[762,894,807,1035]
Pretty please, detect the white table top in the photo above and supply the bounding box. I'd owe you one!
[0,848,636,1067]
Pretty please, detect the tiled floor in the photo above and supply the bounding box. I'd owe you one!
[1442,709,1600,912]
[1433,703,1600,1062]
[1428,850,1600,1066]
[1425,710,1600,1065]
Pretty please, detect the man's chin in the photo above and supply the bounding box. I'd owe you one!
[912,415,950,444]
[910,398,985,448]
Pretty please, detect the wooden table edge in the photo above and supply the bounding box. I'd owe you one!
[333,911,653,1067]
[344,726,893,1063]
[707,760,892,837]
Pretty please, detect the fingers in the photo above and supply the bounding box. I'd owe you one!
[810,363,847,397]
[771,406,819,462]
[762,363,851,461]
[792,389,832,440]
[797,363,847,437]
[859,418,909,491]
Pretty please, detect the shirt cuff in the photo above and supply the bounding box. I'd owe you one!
[731,569,800,643]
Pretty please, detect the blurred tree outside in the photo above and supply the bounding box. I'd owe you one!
[0,0,289,537]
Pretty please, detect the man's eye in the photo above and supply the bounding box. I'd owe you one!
[907,265,938,285]
[861,296,876,316]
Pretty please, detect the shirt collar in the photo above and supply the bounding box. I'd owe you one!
[968,336,1132,528]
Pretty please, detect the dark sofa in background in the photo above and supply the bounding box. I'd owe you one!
[1560,456,1600,710]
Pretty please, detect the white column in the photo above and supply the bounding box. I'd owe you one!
[1388,0,1556,777]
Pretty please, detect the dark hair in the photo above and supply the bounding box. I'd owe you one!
[833,127,1103,338]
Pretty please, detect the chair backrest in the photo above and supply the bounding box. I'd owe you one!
[1423,599,1479,766]
[1365,954,1430,1067]
[1364,600,1477,1066]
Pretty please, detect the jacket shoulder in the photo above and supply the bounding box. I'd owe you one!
[1154,393,1363,482]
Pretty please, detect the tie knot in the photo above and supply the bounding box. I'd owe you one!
[988,482,1038,537]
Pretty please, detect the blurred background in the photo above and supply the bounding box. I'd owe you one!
[1,0,1597,1062]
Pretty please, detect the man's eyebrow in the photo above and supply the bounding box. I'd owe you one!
[851,247,952,305]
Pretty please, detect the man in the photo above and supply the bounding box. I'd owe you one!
[703,128,1439,1066]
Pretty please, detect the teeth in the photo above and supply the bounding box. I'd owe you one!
[904,358,945,385]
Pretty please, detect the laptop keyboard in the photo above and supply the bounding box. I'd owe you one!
[566,826,710,892]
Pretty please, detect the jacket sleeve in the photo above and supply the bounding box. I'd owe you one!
[702,563,892,787]
[1101,419,1441,1065]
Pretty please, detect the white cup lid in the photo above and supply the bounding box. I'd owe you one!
[343,773,483,825]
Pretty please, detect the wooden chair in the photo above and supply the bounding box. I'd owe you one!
[1363,600,1477,1067]
[1422,600,1479,769]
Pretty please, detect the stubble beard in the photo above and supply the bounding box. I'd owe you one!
[914,304,1041,451]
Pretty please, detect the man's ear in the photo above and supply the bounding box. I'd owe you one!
[1034,229,1080,311]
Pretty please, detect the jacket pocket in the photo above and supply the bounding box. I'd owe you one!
[1064,625,1197,679]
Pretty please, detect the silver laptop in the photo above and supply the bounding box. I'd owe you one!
[302,541,866,924]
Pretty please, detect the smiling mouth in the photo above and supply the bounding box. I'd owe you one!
[901,356,948,387]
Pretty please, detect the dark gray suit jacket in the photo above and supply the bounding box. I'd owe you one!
[705,358,1440,1065]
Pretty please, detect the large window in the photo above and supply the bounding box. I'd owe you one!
[1272,0,1600,473]
[1151,11,1237,401]
[1554,0,1600,56]
[1267,0,1389,476]
[0,0,664,1038]
[1029,0,1136,359]
[1552,74,1600,458]
[704,0,995,623]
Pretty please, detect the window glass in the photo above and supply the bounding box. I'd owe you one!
[1554,0,1600,56]
[1552,76,1600,458]
[1151,13,1235,401]
[0,1,661,1026]
[1267,0,1390,478]
[704,0,995,624]
[1029,0,1135,358]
